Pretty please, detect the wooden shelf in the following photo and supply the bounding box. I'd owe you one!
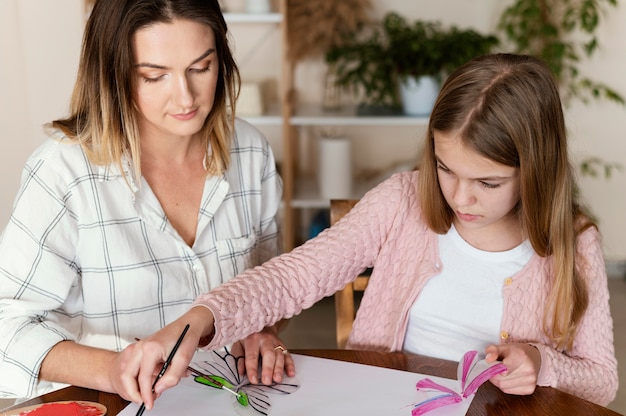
[240,102,429,127]
[291,176,386,209]
[239,102,283,126]
[291,103,429,126]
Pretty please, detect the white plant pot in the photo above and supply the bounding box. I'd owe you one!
[399,75,439,116]
[318,136,352,200]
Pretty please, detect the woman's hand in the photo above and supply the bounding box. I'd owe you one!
[485,343,541,395]
[113,306,215,410]
[231,325,296,385]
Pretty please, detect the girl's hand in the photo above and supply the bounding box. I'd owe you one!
[485,343,541,395]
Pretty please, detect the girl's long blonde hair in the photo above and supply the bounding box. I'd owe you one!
[419,53,592,350]
[50,0,240,180]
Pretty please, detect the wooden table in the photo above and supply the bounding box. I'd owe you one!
[2,349,621,416]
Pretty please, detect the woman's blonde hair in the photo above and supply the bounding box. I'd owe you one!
[418,53,592,350]
[50,0,240,180]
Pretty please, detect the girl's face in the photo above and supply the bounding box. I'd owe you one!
[434,130,522,251]
[131,18,219,142]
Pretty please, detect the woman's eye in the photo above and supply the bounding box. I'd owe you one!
[437,164,450,173]
[142,74,164,83]
[190,64,211,74]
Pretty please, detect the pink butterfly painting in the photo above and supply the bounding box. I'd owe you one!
[411,350,507,415]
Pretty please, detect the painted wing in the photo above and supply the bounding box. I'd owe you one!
[191,347,300,416]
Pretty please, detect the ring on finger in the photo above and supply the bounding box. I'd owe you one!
[274,345,288,355]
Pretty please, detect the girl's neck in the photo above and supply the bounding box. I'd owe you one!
[453,217,524,252]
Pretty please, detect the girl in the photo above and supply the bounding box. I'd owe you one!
[123,54,617,409]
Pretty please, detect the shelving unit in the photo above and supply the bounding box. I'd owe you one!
[225,0,296,249]
[290,103,428,126]
[280,107,427,247]
[227,4,429,250]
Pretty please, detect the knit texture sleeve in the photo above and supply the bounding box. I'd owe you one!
[533,227,618,406]
[193,173,409,349]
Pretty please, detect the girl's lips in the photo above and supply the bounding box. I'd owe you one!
[171,109,198,121]
[457,211,480,222]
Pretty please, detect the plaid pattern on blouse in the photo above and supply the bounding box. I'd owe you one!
[0,119,282,398]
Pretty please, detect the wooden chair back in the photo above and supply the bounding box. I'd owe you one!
[330,199,370,349]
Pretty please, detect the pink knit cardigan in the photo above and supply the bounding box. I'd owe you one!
[196,171,618,406]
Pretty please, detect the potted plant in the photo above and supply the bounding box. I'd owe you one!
[325,12,499,115]
[324,26,400,114]
[382,15,447,116]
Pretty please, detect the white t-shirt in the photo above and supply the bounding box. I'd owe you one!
[403,224,534,361]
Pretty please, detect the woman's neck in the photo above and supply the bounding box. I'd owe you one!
[140,133,204,169]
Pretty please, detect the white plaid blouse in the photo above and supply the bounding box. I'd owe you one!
[0,119,282,398]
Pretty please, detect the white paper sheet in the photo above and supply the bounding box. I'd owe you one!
[118,353,474,415]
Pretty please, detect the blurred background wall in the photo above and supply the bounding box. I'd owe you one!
[1,0,624,270]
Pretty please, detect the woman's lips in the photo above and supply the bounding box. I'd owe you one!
[172,109,198,120]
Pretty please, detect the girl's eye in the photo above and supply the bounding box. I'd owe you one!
[437,163,450,173]
[480,181,500,189]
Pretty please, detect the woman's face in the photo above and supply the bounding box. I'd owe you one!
[131,18,219,141]
[434,130,522,250]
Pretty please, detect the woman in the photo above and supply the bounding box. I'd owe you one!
[0,0,293,399]
[110,54,617,408]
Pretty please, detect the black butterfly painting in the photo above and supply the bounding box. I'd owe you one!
[189,347,300,416]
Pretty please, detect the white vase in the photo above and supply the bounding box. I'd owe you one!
[318,136,352,200]
[399,75,439,116]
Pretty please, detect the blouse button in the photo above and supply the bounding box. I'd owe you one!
[504,277,513,286]
[500,331,509,340]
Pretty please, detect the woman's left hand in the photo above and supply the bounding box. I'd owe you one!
[485,343,541,395]
[231,326,296,385]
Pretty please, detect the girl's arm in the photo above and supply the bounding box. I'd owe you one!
[196,172,408,350]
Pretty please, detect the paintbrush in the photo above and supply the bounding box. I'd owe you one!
[135,324,190,416]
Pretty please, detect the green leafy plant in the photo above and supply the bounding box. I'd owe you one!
[384,13,499,80]
[324,12,499,111]
[499,0,625,180]
[499,0,624,105]
[325,27,399,110]
[580,157,623,178]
